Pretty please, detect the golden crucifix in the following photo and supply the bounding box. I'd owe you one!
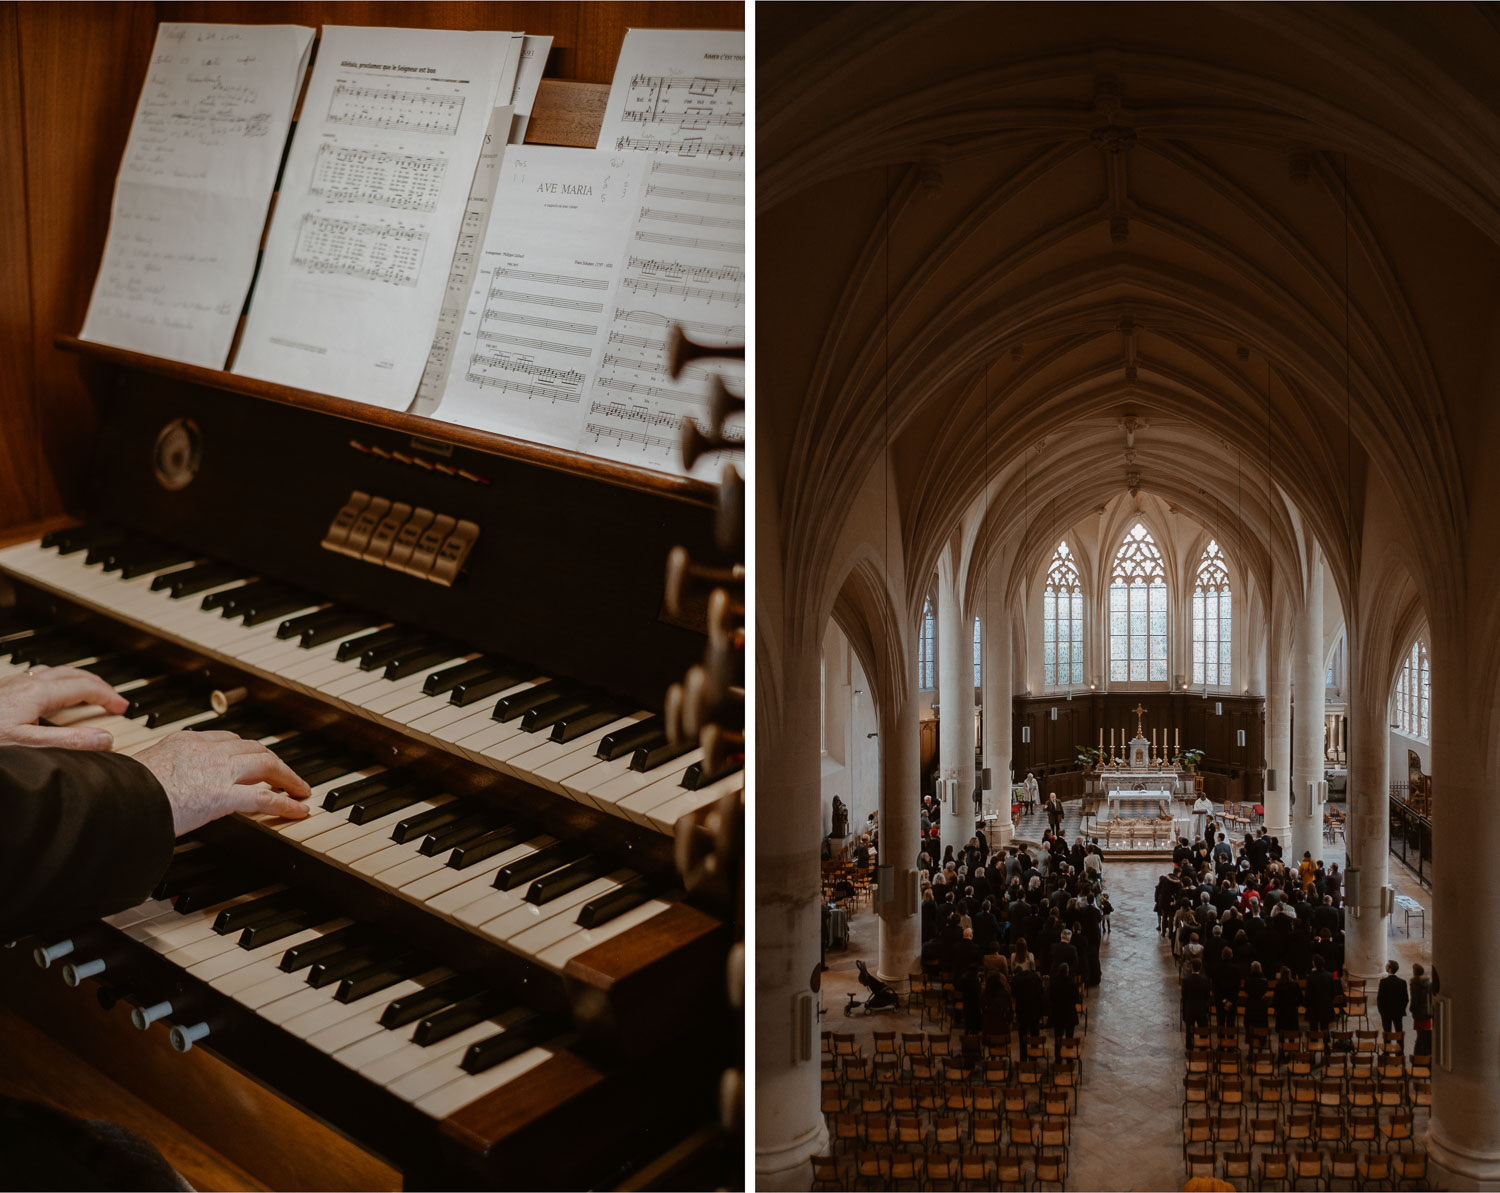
[1132,703,1147,738]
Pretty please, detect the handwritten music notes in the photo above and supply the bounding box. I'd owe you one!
[79,23,313,368]
[431,147,646,447]
[234,26,518,410]
[592,29,745,475]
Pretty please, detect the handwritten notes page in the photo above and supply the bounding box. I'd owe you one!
[431,147,646,448]
[592,28,745,475]
[233,26,515,410]
[79,23,314,368]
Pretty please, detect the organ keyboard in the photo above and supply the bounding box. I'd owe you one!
[0,354,742,1185]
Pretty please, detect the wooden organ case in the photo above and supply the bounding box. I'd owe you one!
[0,4,745,1189]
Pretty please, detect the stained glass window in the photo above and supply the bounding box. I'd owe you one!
[1192,539,1232,687]
[1108,523,1167,682]
[1395,638,1429,739]
[1043,542,1084,686]
[919,598,936,689]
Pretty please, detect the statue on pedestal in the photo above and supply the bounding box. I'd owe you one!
[830,795,849,839]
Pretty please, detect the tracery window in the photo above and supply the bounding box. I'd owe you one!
[1043,541,1084,686]
[1394,638,1430,739]
[973,616,982,687]
[1192,539,1232,687]
[1108,523,1168,683]
[919,597,936,689]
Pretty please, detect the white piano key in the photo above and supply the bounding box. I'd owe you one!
[587,748,704,816]
[646,772,743,835]
[404,702,484,734]
[384,1009,537,1101]
[534,899,672,969]
[320,800,456,865]
[364,1019,503,1087]
[436,838,557,922]
[161,930,247,968]
[103,898,177,929]
[283,973,441,1043]
[478,873,627,946]
[350,658,473,713]
[506,713,647,795]
[359,848,449,885]
[412,1044,555,1118]
[396,858,496,904]
[616,764,717,828]
[190,924,334,984]
[255,982,335,1023]
[233,969,318,1010]
[506,883,659,960]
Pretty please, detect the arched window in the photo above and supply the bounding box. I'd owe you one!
[1108,523,1167,683]
[1192,539,1232,687]
[919,597,936,689]
[1043,541,1083,686]
[1394,638,1430,738]
[973,616,982,687]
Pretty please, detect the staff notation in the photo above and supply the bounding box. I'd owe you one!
[484,309,597,336]
[589,400,680,428]
[494,267,610,291]
[649,161,743,182]
[614,137,744,159]
[601,352,709,383]
[612,308,744,341]
[328,82,464,136]
[469,356,587,388]
[640,208,743,230]
[597,376,699,402]
[462,370,584,402]
[627,258,743,285]
[475,329,593,358]
[486,287,605,314]
[620,277,741,305]
[646,184,741,205]
[619,109,744,129]
[583,421,676,453]
[628,73,746,95]
[633,230,743,254]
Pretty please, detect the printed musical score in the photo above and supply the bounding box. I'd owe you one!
[292,214,428,287]
[328,81,465,136]
[309,144,448,211]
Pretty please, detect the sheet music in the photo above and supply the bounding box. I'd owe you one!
[410,104,514,417]
[591,29,745,474]
[79,23,314,368]
[233,25,516,409]
[509,35,552,143]
[431,147,646,449]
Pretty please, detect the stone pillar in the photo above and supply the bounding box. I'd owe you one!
[937,566,966,824]
[1341,641,1389,981]
[981,571,1013,844]
[1291,552,1325,863]
[877,682,921,983]
[1264,640,1292,846]
[754,646,827,1189]
[1426,627,1500,1189]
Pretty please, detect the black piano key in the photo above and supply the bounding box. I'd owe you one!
[219,584,296,620]
[449,668,529,707]
[17,636,95,667]
[323,770,412,812]
[295,756,366,788]
[460,1014,563,1074]
[200,580,262,611]
[445,826,530,870]
[551,706,623,744]
[335,626,406,663]
[519,692,599,734]
[212,890,306,935]
[280,926,373,972]
[307,941,395,989]
[422,657,501,698]
[390,797,487,844]
[174,871,264,913]
[152,853,220,900]
[82,535,132,566]
[265,734,327,763]
[79,654,157,687]
[577,877,658,928]
[301,615,382,649]
[525,854,605,904]
[334,952,428,1004]
[242,594,318,627]
[383,647,460,681]
[418,813,504,857]
[7,629,74,664]
[630,737,696,773]
[379,974,485,1029]
[96,539,160,572]
[115,545,195,579]
[190,709,280,739]
[358,636,434,673]
[412,990,511,1047]
[595,716,665,761]
[165,563,246,597]
[0,608,51,636]
[492,680,573,723]
[45,525,115,553]
[238,907,337,950]
[277,606,352,640]
[492,841,576,891]
[146,698,210,729]
[124,678,189,718]
[347,784,437,826]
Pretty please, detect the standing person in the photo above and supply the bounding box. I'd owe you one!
[1047,962,1079,1058]
[1022,771,1040,814]
[1192,792,1212,841]
[1409,964,1437,1059]
[1304,957,1339,1031]
[1378,959,1410,1041]
[1181,959,1213,1030]
[1012,962,1045,1040]
[1046,792,1064,836]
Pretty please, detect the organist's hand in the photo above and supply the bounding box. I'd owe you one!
[135,730,313,836]
[0,664,130,750]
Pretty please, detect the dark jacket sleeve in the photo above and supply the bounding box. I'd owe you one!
[0,747,174,941]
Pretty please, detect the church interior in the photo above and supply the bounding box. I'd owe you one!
[757,4,1500,1189]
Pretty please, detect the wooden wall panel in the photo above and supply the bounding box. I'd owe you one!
[13,3,157,527]
[0,3,39,526]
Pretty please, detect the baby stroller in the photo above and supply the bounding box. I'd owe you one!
[844,959,901,1017]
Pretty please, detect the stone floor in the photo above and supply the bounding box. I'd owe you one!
[819,847,1433,1191]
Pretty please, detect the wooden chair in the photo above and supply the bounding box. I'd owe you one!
[1359,1151,1395,1190]
[861,1111,894,1147]
[1000,1084,1030,1116]
[829,1111,859,1153]
[993,1153,1026,1191]
[1033,1149,1068,1192]
[1348,1107,1380,1148]
[1380,1108,1415,1151]
[1259,1151,1292,1192]
[1314,1111,1344,1148]
[888,1084,918,1115]
[1289,1150,1324,1190]
[930,1114,963,1156]
[1216,1075,1248,1125]
[1184,1073,1211,1124]
[1288,1077,1317,1111]
[887,1150,922,1191]
[908,1054,938,1084]
[1327,1151,1360,1191]
[893,1114,922,1150]
[1003,1112,1034,1158]
[853,1148,890,1190]
[971,1083,1003,1115]
[833,1032,860,1057]
[981,1056,1010,1085]
[970,1110,1004,1152]
[1221,1150,1253,1189]
[810,1153,843,1191]
[1183,1108,1214,1159]
[925,1153,958,1190]
[1050,1058,1081,1112]
[1185,1149,1217,1183]
[1282,1111,1313,1149]
[928,1031,955,1058]
[1057,1034,1083,1079]
[1248,1106,1280,1151]
[956,1151,993,1191]
[1032,1115,1069,1155]
[1394,1149,1427,1189]
[914,1082,944,1115]
[1316,1077,1343,1113]
[1409,1054,1432,1081]
[900,1030,927,1059]
[1355,1030,1380,1054]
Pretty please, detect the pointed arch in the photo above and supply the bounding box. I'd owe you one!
[1192,538,1233,688]
[1043,540,1083,686]
[1108,522,1168,683]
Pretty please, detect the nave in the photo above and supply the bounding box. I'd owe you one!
[811,854,1432,1191]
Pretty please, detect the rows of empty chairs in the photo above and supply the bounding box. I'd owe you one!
[811,989,1091,1191]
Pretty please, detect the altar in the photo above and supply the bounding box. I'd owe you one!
[1089,712,1191,821]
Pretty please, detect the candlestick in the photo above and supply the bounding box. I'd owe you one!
[1175,728,1180,750]
[1099,727,1103,750]
[1152,728,1157,748]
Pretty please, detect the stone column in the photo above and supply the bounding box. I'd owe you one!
[1341,638,1389,981]
[1426,626,1500,1189]
[755,646,827,1189]
[1264,639,1292,846]
[1291,551,1325,862]
[936,566,967,824]
[981,571,1013,844]
[877,681,921,983]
